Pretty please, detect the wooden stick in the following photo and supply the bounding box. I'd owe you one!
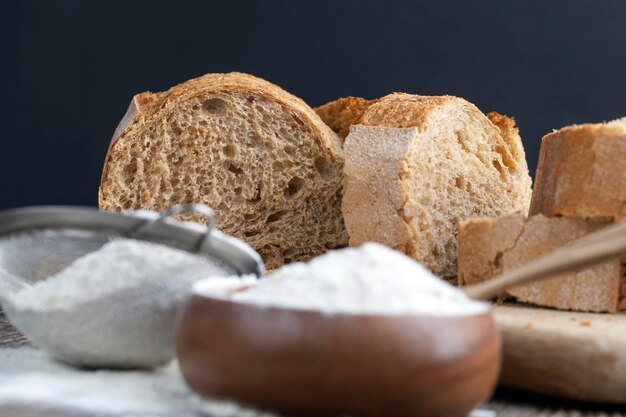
[463,220,626,301]
[569,219,626,247]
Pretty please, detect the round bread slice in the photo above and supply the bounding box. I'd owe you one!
[99,72,347,269]
[342,93,532,281]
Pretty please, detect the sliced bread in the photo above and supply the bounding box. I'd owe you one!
[530,118,626,221]
[99,72,347,269]
[458,213,624,313]
[342,94,533,280]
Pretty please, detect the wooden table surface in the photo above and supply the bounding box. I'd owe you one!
[0,310,623,417]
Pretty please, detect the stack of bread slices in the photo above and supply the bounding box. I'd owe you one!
[100,72,533,280]
[457,119,626,312]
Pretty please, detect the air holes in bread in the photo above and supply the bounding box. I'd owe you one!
[167,153,183,167]
[122,160,138,179]
[455,130,472,154]
[267,210,287,223]
[223,144,236,158]
[248,132,262,147]
[247,185,262,203]
[314,157,333,179]
[201,98,227,114]
[244,229,262,237]
[292,115,305,127]
[283,145,296,156]
[228,163,243,175]
[286,177,304,198]
[281,247,298,263]
[492,159,505,175]
[170,121,182,136]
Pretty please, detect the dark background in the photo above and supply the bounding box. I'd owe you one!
[1,0,625,210]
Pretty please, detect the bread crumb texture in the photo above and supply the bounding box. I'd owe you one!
[458,213,624,313]
[99,72,347,269]
[342,94,532,280]
[530,117,626,221]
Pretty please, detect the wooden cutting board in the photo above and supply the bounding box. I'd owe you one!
[493,304,626,403]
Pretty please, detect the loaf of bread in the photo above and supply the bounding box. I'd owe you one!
[341,94,533,280]
[99,72,347,269]
[458,213,624,313]
[530,118,626,221]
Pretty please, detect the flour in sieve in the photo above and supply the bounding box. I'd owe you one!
[201,243,487,315]
[3,239,233,368]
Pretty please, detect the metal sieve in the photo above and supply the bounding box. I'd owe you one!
[0,204,263,292]
[0,204,264,368]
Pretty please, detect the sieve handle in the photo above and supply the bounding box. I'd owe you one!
[127,204,217,252]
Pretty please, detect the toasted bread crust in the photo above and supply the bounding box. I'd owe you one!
[314,97,376,140]
[487,111,517,134]
[360,93,450,129]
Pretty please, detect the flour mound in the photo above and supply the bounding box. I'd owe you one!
[205,243,488,316]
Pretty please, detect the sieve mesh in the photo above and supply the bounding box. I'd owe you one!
[0,229,118,290]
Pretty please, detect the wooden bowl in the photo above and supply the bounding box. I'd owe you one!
[177,284,500,417]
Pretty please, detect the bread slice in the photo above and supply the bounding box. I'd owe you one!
[530,118,626,221]
[99,72,347,269]
[314,97,376,140]
[458,213,625,313]
[342,94,533,280]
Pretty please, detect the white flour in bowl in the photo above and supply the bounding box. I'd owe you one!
[2,239,233,368]
[196,243,487,316]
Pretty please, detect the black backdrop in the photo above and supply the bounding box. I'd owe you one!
[1,0,625,209]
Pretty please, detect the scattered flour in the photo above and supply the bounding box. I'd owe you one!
[0,348,493,417]
[0,347,275,417]
[2,239,233,368]
[198,243,488,316]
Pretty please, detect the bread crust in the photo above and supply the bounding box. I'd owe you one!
[529,118,626,221]
[458,214,623,313]
[314,97,376,140]
[360,93,450,128]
